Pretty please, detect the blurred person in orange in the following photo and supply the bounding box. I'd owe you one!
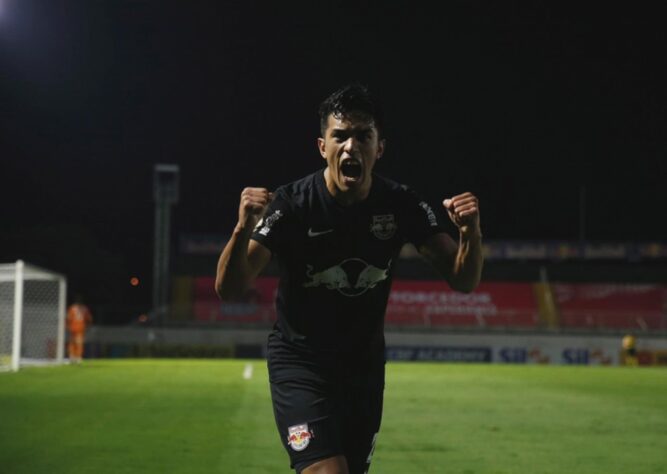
[66,295,93,363]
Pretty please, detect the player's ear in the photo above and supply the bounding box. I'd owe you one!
[317,137,327,159]
[377,138,386,159]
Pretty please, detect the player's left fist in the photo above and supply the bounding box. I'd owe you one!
[443,192,481,237]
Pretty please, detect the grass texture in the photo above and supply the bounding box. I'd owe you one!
[1,360,665,474]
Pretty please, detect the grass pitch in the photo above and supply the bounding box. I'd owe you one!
[0,360,665,474]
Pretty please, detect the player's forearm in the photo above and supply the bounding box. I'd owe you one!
[215,223,255,301]
[449,228,483,293]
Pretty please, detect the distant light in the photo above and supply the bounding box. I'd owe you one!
[138,314,148,323]
[0,0,10,19]
[130,277,140,286]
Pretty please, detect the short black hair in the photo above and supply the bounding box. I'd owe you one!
[318,84,384,138]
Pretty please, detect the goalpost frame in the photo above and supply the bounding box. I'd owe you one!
[2,260,67,372]
[11,261,24,372]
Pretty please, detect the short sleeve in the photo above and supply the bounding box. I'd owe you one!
[250,188,292,254]
[400,186,451,248]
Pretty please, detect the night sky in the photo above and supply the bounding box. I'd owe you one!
[1,1,665,321]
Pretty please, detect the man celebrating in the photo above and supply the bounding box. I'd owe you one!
[215,84,483,473]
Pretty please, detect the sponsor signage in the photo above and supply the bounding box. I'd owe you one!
[497,347,550,364]
[386,346,492,362]
[561,348,613,365]
[386,280,538,327]
[192,277,665,332]
[180,234,667,261]
[490,241,654,261]
[179,234,227,255]
[553,284,666,330]
[494,346,615,365]
[193,276,278,322]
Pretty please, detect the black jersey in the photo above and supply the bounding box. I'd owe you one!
[252,169,448,361]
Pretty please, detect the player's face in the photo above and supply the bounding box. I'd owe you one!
[318,113,385,198]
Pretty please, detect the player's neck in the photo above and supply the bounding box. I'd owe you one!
[324,168,372,206]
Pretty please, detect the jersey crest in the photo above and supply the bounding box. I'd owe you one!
[287,423,313,451]
[370,214,397,240]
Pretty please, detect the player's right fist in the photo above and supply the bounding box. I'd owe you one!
[238,187,273,230]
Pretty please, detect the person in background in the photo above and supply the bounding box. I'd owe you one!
[621,333,638,366]
[66,294,93,363]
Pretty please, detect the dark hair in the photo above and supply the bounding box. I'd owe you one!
[318,84,384,138]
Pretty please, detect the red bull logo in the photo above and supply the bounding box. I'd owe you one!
[370,214,397,240]
[303,258,392,297]
[287,423,313,451]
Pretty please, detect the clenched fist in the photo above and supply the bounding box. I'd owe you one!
[238,187,273,230]
[443,192,481,237]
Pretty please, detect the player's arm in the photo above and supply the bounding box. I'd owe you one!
[215,187,272,301]
[418,192,483,293]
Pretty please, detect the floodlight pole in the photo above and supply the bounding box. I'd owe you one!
[152,164,180,324]
[579,184,586,244]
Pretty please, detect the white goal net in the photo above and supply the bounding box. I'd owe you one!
[0,260,66,372]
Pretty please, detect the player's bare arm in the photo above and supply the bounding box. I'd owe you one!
[215,187,272,301]
[419,192,483,293]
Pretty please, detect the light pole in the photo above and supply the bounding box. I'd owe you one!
[152,164,179,323]
[579,184,586,244]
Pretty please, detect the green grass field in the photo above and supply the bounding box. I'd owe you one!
[1,360,665,474]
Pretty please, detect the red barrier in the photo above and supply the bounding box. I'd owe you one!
[553,284,666,330]
[387,281,538,328]
[193,277,666,331]
[193,277,278,322]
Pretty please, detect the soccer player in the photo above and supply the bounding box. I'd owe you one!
[66,295,93,363]
[215,84,483,473]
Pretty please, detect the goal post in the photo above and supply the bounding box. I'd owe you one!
[0,260,67,372]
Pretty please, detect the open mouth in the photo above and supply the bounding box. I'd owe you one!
[340,159,362,180]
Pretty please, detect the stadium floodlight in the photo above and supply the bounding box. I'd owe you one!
[152,164,180,323]
[0,260,66,372]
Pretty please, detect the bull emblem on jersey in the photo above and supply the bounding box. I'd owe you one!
[355,261,391,289]
[303,264,351,290]
[303,258,392,297]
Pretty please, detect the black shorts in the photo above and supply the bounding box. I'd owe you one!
[268,334,385,473]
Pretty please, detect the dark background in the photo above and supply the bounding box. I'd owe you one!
[1,1,665,323]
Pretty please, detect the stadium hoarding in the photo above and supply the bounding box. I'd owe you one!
[384,345,617,365]
[85,327,667,365]
[193,276,278,323]
[386,280,538,328]
[369,278,662,333]
[494,345,616,365]
[384,333,660,366]
[636,350,667,366]
[180,234,667,261]
[552,283,666,330]
[191,277,666,334]
[386,346,492,362]
[192,277,540,327]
